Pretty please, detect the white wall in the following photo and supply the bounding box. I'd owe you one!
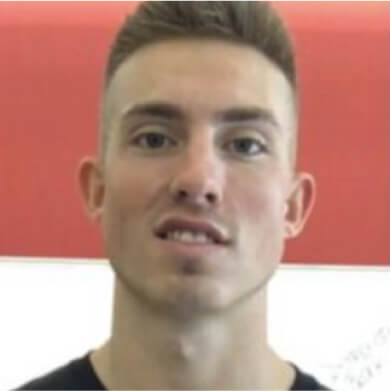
[0,257,389,390]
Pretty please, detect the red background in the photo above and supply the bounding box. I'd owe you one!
[1,2,389,265]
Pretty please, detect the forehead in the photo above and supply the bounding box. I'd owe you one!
[105,39,295,131]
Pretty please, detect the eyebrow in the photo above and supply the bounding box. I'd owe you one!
[120,101,280,128]
[216,107,280,128]
[121,102,183,122]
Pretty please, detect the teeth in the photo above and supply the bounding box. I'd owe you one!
[166,230,214,244]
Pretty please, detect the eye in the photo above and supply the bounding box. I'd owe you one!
[225,137,268,156]
[132,132,177,150]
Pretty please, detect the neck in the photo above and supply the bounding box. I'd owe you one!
[91,278,294,390]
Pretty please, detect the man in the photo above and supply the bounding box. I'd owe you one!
[17,2,330,390]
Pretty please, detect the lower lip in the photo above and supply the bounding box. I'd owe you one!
[156,237,227,258]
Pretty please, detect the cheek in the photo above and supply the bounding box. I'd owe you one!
[243,186,284,238]
[105,172,142,220]
[104,158,161,215]
[101,157,171,250]
[229,171,286,259]
[231,170,285,223]
[101,161,152,250]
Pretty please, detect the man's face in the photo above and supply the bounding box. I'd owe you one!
[83,39,314,316]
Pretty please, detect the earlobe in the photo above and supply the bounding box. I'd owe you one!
[284,172,316,239]
[78,157,105,223]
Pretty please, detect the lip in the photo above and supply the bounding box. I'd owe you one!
[155,239,227,263]
[154,216,230,245]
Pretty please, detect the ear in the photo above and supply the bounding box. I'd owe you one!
[78,157,105,223]
[284,172,316,239]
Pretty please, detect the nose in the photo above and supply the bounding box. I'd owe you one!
[169,132,225,208]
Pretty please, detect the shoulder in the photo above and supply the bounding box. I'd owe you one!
[289,363,332,390]
[14,353,106,390]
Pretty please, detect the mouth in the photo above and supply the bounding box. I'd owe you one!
[153,217,232,274]
[157,230,219,245]
[154,217,230,246]
[157,233,223,275]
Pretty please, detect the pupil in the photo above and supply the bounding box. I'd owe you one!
[147,134,164,148]
[236,139,251,152]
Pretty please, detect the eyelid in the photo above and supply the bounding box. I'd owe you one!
[133,132,176,144]
[129,129,179,152]
[225,127,269,145]
[227,121,275,142]
[221,137,269,158]
[128,122,171,139]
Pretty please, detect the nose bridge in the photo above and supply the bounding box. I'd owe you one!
[170,123,225,205]
[187,124,216,168]
[184,122,224,179]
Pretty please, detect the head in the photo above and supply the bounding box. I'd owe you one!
[79,1,315,317]
[101,1,299,169]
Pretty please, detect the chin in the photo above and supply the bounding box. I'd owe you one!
[137,274,239,318]
[115,263,269,319]
[153,273,274,318]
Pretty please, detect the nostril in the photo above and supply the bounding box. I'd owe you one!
[155,231,167,240]
[174,189,218,204]
[206,193,217,203]
[177,190,188,200]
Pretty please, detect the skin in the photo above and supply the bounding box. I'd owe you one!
[79,39,316,390]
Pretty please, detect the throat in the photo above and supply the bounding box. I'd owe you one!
[165,334,199,363]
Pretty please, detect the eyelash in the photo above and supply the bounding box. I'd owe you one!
[132,132,177,149]
[225,138,268,156]
[131,132,268,156]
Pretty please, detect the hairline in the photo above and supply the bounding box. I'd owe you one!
[99,36,299,170]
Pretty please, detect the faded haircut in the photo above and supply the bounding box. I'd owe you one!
[100,1,298,167]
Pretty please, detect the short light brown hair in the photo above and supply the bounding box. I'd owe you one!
[101,1,298,166]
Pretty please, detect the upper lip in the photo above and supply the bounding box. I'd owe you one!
[154,216,230,245]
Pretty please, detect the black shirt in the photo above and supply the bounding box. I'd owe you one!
[15,353,331,390]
